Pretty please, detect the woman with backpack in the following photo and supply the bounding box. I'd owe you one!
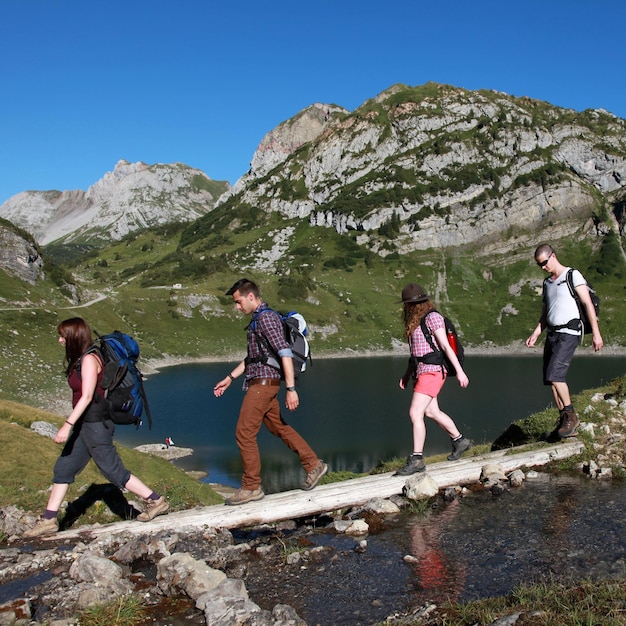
[395,284,472,476]
[24,317,169,538]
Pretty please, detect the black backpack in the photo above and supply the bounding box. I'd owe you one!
[565,269,600,335]
[93,331,153,429]
[542,269,600,337]
[246,308,312,380]
[410,310,465,377]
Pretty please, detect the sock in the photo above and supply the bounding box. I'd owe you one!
[43,510,58,520]
[563,405,573,411]
[148,492,161,500]
[411,453,423,458]
[452,435,463,442]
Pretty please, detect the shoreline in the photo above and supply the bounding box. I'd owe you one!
[143,342,626,374]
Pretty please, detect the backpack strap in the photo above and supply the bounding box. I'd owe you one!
[75,346,107,406]
[409,311,445,377]
[544,269,582,333]
[419,310,439,354]
[245,307,281,370]
[138,373,153,429]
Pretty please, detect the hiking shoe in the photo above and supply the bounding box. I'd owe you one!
[302,460,328,491]
[394,454,426,476]
[557,408,580,438]
[447,436,473,461]
[225,488,265,506]
[136,496,169,522]
[23,516,59,538]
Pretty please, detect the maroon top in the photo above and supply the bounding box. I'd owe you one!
[68,351,105,408]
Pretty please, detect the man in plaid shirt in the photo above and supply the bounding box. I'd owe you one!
[214,278,327,505]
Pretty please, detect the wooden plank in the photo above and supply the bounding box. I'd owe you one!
[48,440,584,541]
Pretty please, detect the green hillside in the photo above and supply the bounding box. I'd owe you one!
[1,209,625,410]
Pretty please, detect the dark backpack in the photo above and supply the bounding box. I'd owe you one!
[93,331,153,429]
[542,269,600,337]
[565,269,600,335]
[410,310,465,377]
[247,309,312,379]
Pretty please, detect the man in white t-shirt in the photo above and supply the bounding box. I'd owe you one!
[525,244,603,438]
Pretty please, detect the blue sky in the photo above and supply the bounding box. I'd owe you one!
[1,1,625,205]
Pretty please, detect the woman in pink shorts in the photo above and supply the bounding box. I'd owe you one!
[395,284,472,476]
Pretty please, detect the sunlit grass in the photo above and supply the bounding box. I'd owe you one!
[434,578,626,626]
[0,397,223,523]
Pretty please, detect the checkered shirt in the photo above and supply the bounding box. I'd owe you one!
[243,304,291,390]
[409,310,446,375]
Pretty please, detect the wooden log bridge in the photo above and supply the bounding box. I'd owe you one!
[49,440,584,542]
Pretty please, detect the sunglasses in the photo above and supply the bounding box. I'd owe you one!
[537,252,553,268]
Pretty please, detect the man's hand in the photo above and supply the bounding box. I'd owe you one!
[286,389,299,411]
[592,332,604,352]
[213,377,231,397]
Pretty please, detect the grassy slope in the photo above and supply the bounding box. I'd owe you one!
[0,399,222,525]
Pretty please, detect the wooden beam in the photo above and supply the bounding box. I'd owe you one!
[48,440,584,541]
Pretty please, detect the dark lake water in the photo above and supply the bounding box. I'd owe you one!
[116,354,626,492]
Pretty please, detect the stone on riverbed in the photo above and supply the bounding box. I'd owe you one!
[402,473,439,500]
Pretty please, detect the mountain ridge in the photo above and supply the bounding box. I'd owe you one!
[219,83,625,257]
[1,83,625,261]
[0,160,229,246]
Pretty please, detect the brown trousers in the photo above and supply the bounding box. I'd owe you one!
[235,384,318,490]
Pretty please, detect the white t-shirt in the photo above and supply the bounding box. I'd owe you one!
[544,267,585,335]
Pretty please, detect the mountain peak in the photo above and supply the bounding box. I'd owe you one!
[0,161,229,246]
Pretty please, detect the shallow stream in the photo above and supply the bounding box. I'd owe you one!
[243,473,626,625]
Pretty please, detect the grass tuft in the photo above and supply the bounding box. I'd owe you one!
[78,595,145,626]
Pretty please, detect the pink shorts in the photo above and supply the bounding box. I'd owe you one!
[413,371,446,397]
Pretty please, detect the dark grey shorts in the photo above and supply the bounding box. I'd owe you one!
[53,419,131,489]
[543,332,580,384]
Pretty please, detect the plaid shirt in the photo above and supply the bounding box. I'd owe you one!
[409,311,446,375]
[243,303,292,390]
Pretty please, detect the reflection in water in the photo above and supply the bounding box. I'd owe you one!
[540,478,580,571]
[407,499,467,602]
[395,474,626,606]
[242,474,626,625]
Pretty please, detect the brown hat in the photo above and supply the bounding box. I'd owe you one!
[400,283,429,303]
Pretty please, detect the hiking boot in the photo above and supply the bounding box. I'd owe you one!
[302,460,328,491]
[394,454,426,476]
[225,488,265,506]
[23,516,59,538]
[447,436,473,461]
[557,407,580,438]
[136,496,169,522]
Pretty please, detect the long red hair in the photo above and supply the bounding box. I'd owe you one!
[57,317,94,376]
[403,301,434,337]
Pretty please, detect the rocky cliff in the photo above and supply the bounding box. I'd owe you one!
[223,83,626,256]
[0,220,44,284]
[0,160,229,246]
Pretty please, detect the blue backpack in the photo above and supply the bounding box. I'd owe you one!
[93,331,153,429]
